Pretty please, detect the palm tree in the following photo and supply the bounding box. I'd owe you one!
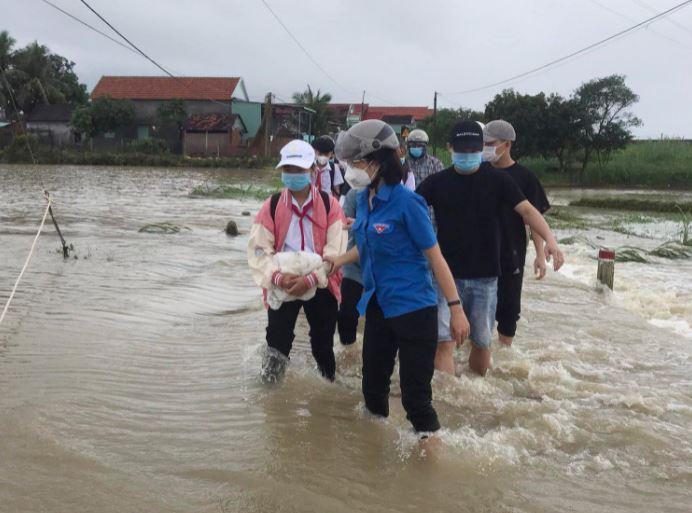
[0,31,16,118]
[292,85,333,135]
[10,42,68,113]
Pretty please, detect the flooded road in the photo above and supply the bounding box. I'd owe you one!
[1,165,691,512]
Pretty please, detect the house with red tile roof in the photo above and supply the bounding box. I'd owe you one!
[90,76,249,154]
[326,103,433,135]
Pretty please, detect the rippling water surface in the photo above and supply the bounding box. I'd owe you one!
[1,165,690,513]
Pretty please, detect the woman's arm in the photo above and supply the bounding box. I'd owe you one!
[324,245,359,275]
[424,244,470,343]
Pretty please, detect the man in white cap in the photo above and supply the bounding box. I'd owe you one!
[247,139,347,383]
[483,119,551,347]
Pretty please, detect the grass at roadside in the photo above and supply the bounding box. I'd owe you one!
[433,140,692,189]
[190,184,279,200]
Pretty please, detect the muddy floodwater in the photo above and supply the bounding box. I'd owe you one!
[1,165,691,513]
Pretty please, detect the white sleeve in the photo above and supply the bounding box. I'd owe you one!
[333,165,344,186]
[403,170,416,191]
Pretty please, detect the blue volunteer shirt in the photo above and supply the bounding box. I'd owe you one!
[354,183,438,318]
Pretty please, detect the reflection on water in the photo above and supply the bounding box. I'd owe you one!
[1,165,691,513]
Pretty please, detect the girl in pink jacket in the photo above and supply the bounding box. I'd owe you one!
[247,140,347,383]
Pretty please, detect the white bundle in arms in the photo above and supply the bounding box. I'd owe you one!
[267,251,325,310]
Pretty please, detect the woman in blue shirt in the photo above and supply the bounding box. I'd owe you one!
[328,120,469,435]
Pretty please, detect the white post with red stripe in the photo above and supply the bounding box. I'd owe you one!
[597,248,615,290]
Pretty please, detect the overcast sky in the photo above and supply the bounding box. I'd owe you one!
[4,0,692,137]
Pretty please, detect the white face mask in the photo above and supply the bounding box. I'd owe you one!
[316,155,329,166]
[482,145,502,163]
[344,163,372,190]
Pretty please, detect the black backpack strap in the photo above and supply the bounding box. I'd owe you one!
[270,192,281,221]
[319,190,331,215]
[272,190,330,221]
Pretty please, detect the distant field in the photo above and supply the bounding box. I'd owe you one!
[432,140,692,189]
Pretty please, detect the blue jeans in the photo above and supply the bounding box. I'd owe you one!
[437,278,498,349]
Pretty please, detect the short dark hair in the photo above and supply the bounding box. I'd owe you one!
[363,147,405,186]
[312,135,335,153]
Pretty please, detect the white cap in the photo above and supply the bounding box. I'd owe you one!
[276,139,316,169]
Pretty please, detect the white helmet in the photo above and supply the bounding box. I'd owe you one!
[407,129,429,144]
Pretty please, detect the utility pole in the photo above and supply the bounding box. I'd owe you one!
[263,92,272,158]
[432,91,438,157]
[361,90,366,122]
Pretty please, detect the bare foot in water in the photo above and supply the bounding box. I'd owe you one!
[418,434,442,457]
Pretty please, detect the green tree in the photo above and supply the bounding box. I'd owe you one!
[572,74,641,180]
[70,105,93,138]
[484,89,549,159]
[0,30,16,119]
[0,34,88,120]
[70,96,134,138]
[542,94,583,179]
[292,85,333,135]
[417,107,485,152]
[0,30,14,72]
[156,99,187,130]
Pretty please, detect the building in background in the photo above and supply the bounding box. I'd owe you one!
[25,104,76,146]
[183,113,246,157]
[90,76,249,153]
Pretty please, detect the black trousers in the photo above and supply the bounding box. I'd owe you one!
[337,277,363,346]
[496,267,524,337]
[266,288,338,381]
[362,297,440,433]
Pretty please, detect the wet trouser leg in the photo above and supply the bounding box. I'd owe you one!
[496,268,524,338]
[337,278,363,346]
[266,299,301,357]
[393,306,440,432]
[362,298,398,417]
[302,288,338,381]
[362,297,440,432]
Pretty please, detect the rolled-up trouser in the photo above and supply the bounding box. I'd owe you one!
[496,267,524,338]
[362,297,440,433]
[266,288,338,381]
[337,277,363,346]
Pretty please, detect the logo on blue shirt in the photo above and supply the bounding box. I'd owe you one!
[372,223,392,234]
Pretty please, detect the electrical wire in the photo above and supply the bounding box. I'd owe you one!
[586,0,691,49]
[74,0,231,108]
[257,0,356,97]
[443,0,692,96]
[631,0,692,36]
[38,0,141,56]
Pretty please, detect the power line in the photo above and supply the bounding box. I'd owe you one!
[631,0,692,36]
[257,0,357,97]
[38,0,140,56]
[586,0,691,49]
[443,0,692,96]
[68,0,231,109]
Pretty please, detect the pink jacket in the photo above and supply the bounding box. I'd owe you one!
[247,186,347,305]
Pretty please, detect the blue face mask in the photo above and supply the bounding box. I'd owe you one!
[452,152,482,174]
[281,171,311,191]
[409,146,424,159]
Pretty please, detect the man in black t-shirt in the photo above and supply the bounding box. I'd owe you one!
[416,120,564,377]
[483,120,551,347]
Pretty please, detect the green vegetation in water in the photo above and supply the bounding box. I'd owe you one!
[0,136,274,169]
[616,247,650,263]
[190,184,279,201]
[138,222,190,234]
[569,197,692,213]
[545,206,591,230]
[649,242,692,259]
